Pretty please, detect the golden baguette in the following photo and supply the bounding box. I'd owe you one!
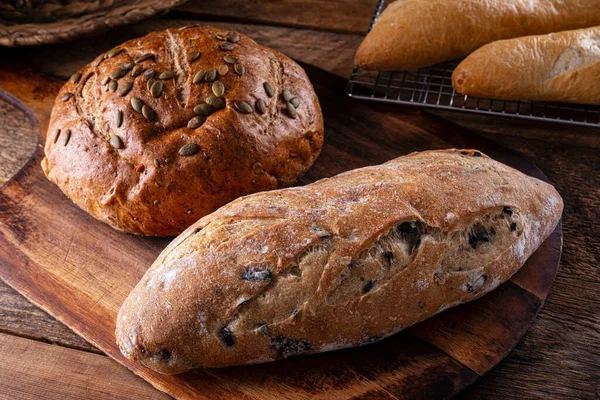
[355,0,600,71]
[452,26,600,105]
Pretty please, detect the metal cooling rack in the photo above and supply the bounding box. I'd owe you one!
[346,0,600,128]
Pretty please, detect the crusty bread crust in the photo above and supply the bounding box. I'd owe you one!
[355,0,600,71]
[453,26,600,104]
[116,149,563,374]
[42,26,324,236]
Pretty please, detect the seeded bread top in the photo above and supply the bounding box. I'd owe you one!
[116,149,563,373]
[42,25,324,236]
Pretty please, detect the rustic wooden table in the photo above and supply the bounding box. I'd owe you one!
[0,1,598,399]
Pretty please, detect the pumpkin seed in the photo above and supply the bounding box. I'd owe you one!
[110,134,123,149]
[212,81,225,97]
[131,97,143,113]
[106,48,120,58]
[194,103,213,116]
[179,143,200,155]
[234,100,252,114]
[151,81,164,98]
[206,95,225,109]
[113,110,123,128]
[226,31,240,43]
[131,64,144,77]
[117,81,133,97]
[252,162,264,175]
[218,65,229,76]
[120,62,134,71]
[233,63,245,76]
[286,102,297,118]
[263,82,274,97]
[53,129,61,143]
[147,77,156,91]
[255,99,267,114]
[61,92,74,102]
[70,72,81,84]
[187,116,205,129]
[134,53,153,64]
[290,97,300,108]
[108,79,118,92]
[159,70,175,80]
[111,67,128,79]
[142,69,155,82]
[282,89,293,102]
[187,51,200,62]
[220,42,235,51]
[223,55,238,64]
[94,57,104,67]
[61,129,71,146]
[205,69,217,83]
[142,105,155,121]
[193,69,206,83]
[215,33,227,41]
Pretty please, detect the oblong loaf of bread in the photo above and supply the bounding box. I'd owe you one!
[453,26,600,105]
[116,150,563,374]
[42,26,324,236]
[355,0,600,71]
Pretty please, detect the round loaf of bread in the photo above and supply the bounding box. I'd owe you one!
[41,26,324,236]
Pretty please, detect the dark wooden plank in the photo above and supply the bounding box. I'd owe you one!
[174,0,377,34]
[0,59,562,399]
[0,332,169,400]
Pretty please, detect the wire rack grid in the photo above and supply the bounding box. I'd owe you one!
[346,0,600,128]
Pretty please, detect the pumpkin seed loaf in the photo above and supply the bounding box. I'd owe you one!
[42,26,324,236]
[116,149,563,374]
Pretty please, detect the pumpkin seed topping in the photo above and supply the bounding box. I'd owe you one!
[223,55,238,64]
[252,162,264,174]
[233,63,245,76]
[117,81,133,97]
[110,134,123,149]
[131,64,144,77]
[61,92,74,102]
[111,67,129,80]
[286,102,297,118]
[215,33,227,41]
[290,97,300,108]
[263,82,274,97]
[70,72,81,84]
[282,89,293,102]
[142,69,155,82]
[255,99,267,114]
[134,53,153,64]
[187,116,205,130]
[220,42,235,51]
[226,31,240,43]
[159,71,175,80]
[205,69,217,83]
[151,81,164,98]
[218,65,229,76]
[131,97,143,113]
[187,51,201,62]
[106,48,120,58]
[193,69,206,84]
[212,81,225,97]
[206,95,225,109]
[194,104,213,116]
[113,110,123,128]
[234,100,253,114]
[108,80,118,92]
[147,77,156,91]
[142,105,155,121]
[179,143,200,155]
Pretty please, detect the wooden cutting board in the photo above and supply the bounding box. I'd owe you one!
[0,63,562,400]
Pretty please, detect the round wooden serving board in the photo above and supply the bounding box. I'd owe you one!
[0,63,562,400]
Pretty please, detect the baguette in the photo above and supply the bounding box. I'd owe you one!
[452,26,600,105]
[116,149,563,374]
[355,0,600,71]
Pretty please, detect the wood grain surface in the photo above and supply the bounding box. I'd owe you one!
[0,54,562,399]
[0,2,598,399]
